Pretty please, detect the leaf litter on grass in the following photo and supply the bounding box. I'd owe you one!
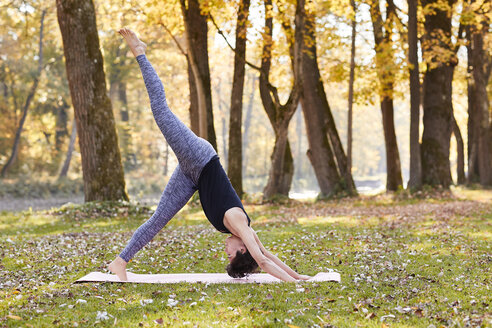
[0,194,491,327]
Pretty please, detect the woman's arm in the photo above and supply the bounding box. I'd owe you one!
[236,229,297,282]
[251,229,310,280]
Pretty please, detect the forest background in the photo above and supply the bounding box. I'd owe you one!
[0,0,490,205]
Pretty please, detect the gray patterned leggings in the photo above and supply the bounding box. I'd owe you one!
[119,54,216,262]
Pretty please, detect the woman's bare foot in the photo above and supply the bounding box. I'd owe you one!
[118,28,147,57]
[108,256,128,281]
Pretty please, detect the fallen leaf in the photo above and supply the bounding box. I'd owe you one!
[7,315,22,320]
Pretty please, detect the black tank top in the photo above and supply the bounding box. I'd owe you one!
[198,155,251,233]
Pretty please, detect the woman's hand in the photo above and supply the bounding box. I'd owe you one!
[296,274,312,281]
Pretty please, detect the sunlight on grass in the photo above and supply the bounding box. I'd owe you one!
[467,230,492,240]
[0,213,60,231]
[298,215,359,227]
[452,186,492,202]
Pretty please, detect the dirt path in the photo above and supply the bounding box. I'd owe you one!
[0,194,164,212]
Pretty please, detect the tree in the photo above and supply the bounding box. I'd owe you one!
[1,10,46,177]
[369,0,403,191]
[297,0,355,196]
[227,0,251,198]
[407,0,422,189]
[56,0,128,201]
[258,0,301,199]
[104,32,136,170]
[465,0,491,185]
[58,118,77,179]
[347,0,357,177]
[420,0,457,188]
[452,116,465,184]
[242,75,256,173]
[180,0,217,150]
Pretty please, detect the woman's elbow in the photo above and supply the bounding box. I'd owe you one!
[257,256,270,268]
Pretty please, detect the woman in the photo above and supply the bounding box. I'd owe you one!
[108,28,310,282]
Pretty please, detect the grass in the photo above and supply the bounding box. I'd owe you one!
[0,188,491,327]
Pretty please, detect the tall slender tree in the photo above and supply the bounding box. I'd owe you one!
[56,0,128,201]
[369,0,403,191]
[228,0,251,198]
[407,0,422,189]
[452,116,465,184]
[1,10,46,177]
[242,75,257,173]
[347,0,357,177]
[58,118,77,179]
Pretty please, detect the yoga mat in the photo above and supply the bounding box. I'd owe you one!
[75,271,340,284]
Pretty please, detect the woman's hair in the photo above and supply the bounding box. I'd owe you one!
[226,250,259,278]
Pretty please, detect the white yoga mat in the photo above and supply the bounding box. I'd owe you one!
[75,271,340,284]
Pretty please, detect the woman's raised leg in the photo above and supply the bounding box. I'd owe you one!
[119,28,216,184]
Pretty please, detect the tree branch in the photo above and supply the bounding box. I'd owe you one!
[157,19,188,57]
[208,13,262,71]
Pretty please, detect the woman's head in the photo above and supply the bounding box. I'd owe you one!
[224,235,259,278]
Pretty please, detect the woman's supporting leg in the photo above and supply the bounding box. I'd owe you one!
[136,54,216,184]
[119,165,197,262]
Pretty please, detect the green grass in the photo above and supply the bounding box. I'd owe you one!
[0,189,491,327]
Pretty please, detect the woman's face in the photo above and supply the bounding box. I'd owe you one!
[224,235,246,262]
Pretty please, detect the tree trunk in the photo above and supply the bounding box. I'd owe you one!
[470,24,491,185]
[163,141,169,177]
[259,0,301,199]
[56,0,128,201]
[381,96,403,190]
[407,0,422,189]
[420,0,456,188]
[222,117,228,167]
[228,0,250,198]
[59,118,77,179]
[242,75,256,172]
[187,60,200,134]
[111,80,134,170]
[1,10,46,178]
[347,0,356,176]
[297,0,350,196]
[55,99,69,151]
[466,42,480,183]
[181,0,217,150]
[370,0,403,191]
[263,127,295,197]
[452,115,465,184]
